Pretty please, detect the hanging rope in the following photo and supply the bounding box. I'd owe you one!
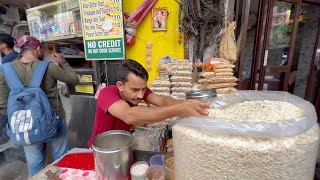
[176,0,225,61]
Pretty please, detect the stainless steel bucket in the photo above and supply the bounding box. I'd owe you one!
[92,130,133,180]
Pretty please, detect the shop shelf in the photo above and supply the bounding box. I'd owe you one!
[63,54,85,59]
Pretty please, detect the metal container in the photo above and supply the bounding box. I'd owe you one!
[92,130,134,180]
[185,89,217,102]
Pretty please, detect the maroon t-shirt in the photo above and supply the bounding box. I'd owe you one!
[88,85,152,147]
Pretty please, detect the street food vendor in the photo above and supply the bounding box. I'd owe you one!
[88,59,209,147]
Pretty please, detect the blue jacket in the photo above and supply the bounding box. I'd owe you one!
[1,52,19,64]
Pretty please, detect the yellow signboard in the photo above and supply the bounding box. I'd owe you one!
[75,85,95,94]
[79,0,125,60]
[79,75,93,83]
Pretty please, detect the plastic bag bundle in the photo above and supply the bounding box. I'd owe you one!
[153,92,170,96]
[170,82,193,87]
[196,58,238,95]
[158,56,172,73]
[171,65,193,71]
[150,74,171,96]
[215,68,233,73]
[171,92,187,100]
[151,80,171,87]
[170,60,192,78]
[219,21,238,63]
[193,83,237,90]
[171,70,192,76]
[170,59,193,100]
[173,91,320,180]
[201,58,232,72]
[171,87,194,93]
[150,87,170,92]
[150,81,171,96]
[171,76,193,82]
[198,76,238,84]
[216,87,238,94]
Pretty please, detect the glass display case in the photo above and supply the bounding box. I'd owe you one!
[26,0,82,42]
[269,1,295,49]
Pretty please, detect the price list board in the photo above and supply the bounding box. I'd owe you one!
[79,0,125,60]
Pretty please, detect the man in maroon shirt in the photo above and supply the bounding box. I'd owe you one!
[88,59,210,147]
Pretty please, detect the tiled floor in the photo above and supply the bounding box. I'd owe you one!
[0,161,28,180]
[0,146,28,180]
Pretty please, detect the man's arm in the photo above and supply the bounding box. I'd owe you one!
[0,71,9,116]
[108,99,209,125]
[146,93,183,107]
[47,54,80,85]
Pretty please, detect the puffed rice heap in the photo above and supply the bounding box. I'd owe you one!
[173,92,320,180]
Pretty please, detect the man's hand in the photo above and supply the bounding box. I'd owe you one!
[51,53,65,64]
[176,99,211,117]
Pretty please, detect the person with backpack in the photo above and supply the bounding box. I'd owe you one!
[0,35,79,177]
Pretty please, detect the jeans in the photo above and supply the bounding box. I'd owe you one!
[0,114,9,144]
[23,118,68,177]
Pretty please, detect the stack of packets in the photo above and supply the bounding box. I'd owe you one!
[193,58,238,95]
[150,74,171,96]
[170,59,193,100]
[150,57,172,96]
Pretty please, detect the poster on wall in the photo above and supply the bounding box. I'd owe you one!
[152,8,167,31]
[79,0,125,60]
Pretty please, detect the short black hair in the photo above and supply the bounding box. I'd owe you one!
[0,33,15,49]
[118,59,149,83]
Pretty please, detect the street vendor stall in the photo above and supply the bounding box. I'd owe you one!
[30,90,320,180]
[7,0,317,179]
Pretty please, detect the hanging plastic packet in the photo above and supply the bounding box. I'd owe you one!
[95,83,106,99]
[124,0,158,45]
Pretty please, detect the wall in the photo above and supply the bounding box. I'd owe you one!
[0,4,20,34]
[123,0,184,85]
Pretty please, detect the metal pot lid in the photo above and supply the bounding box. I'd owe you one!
[185,89,217,98]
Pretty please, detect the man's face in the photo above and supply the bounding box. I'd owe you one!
[117,72,147,105]
[0,42,7,53]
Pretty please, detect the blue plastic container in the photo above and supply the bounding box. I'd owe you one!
[149,154,164,166]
